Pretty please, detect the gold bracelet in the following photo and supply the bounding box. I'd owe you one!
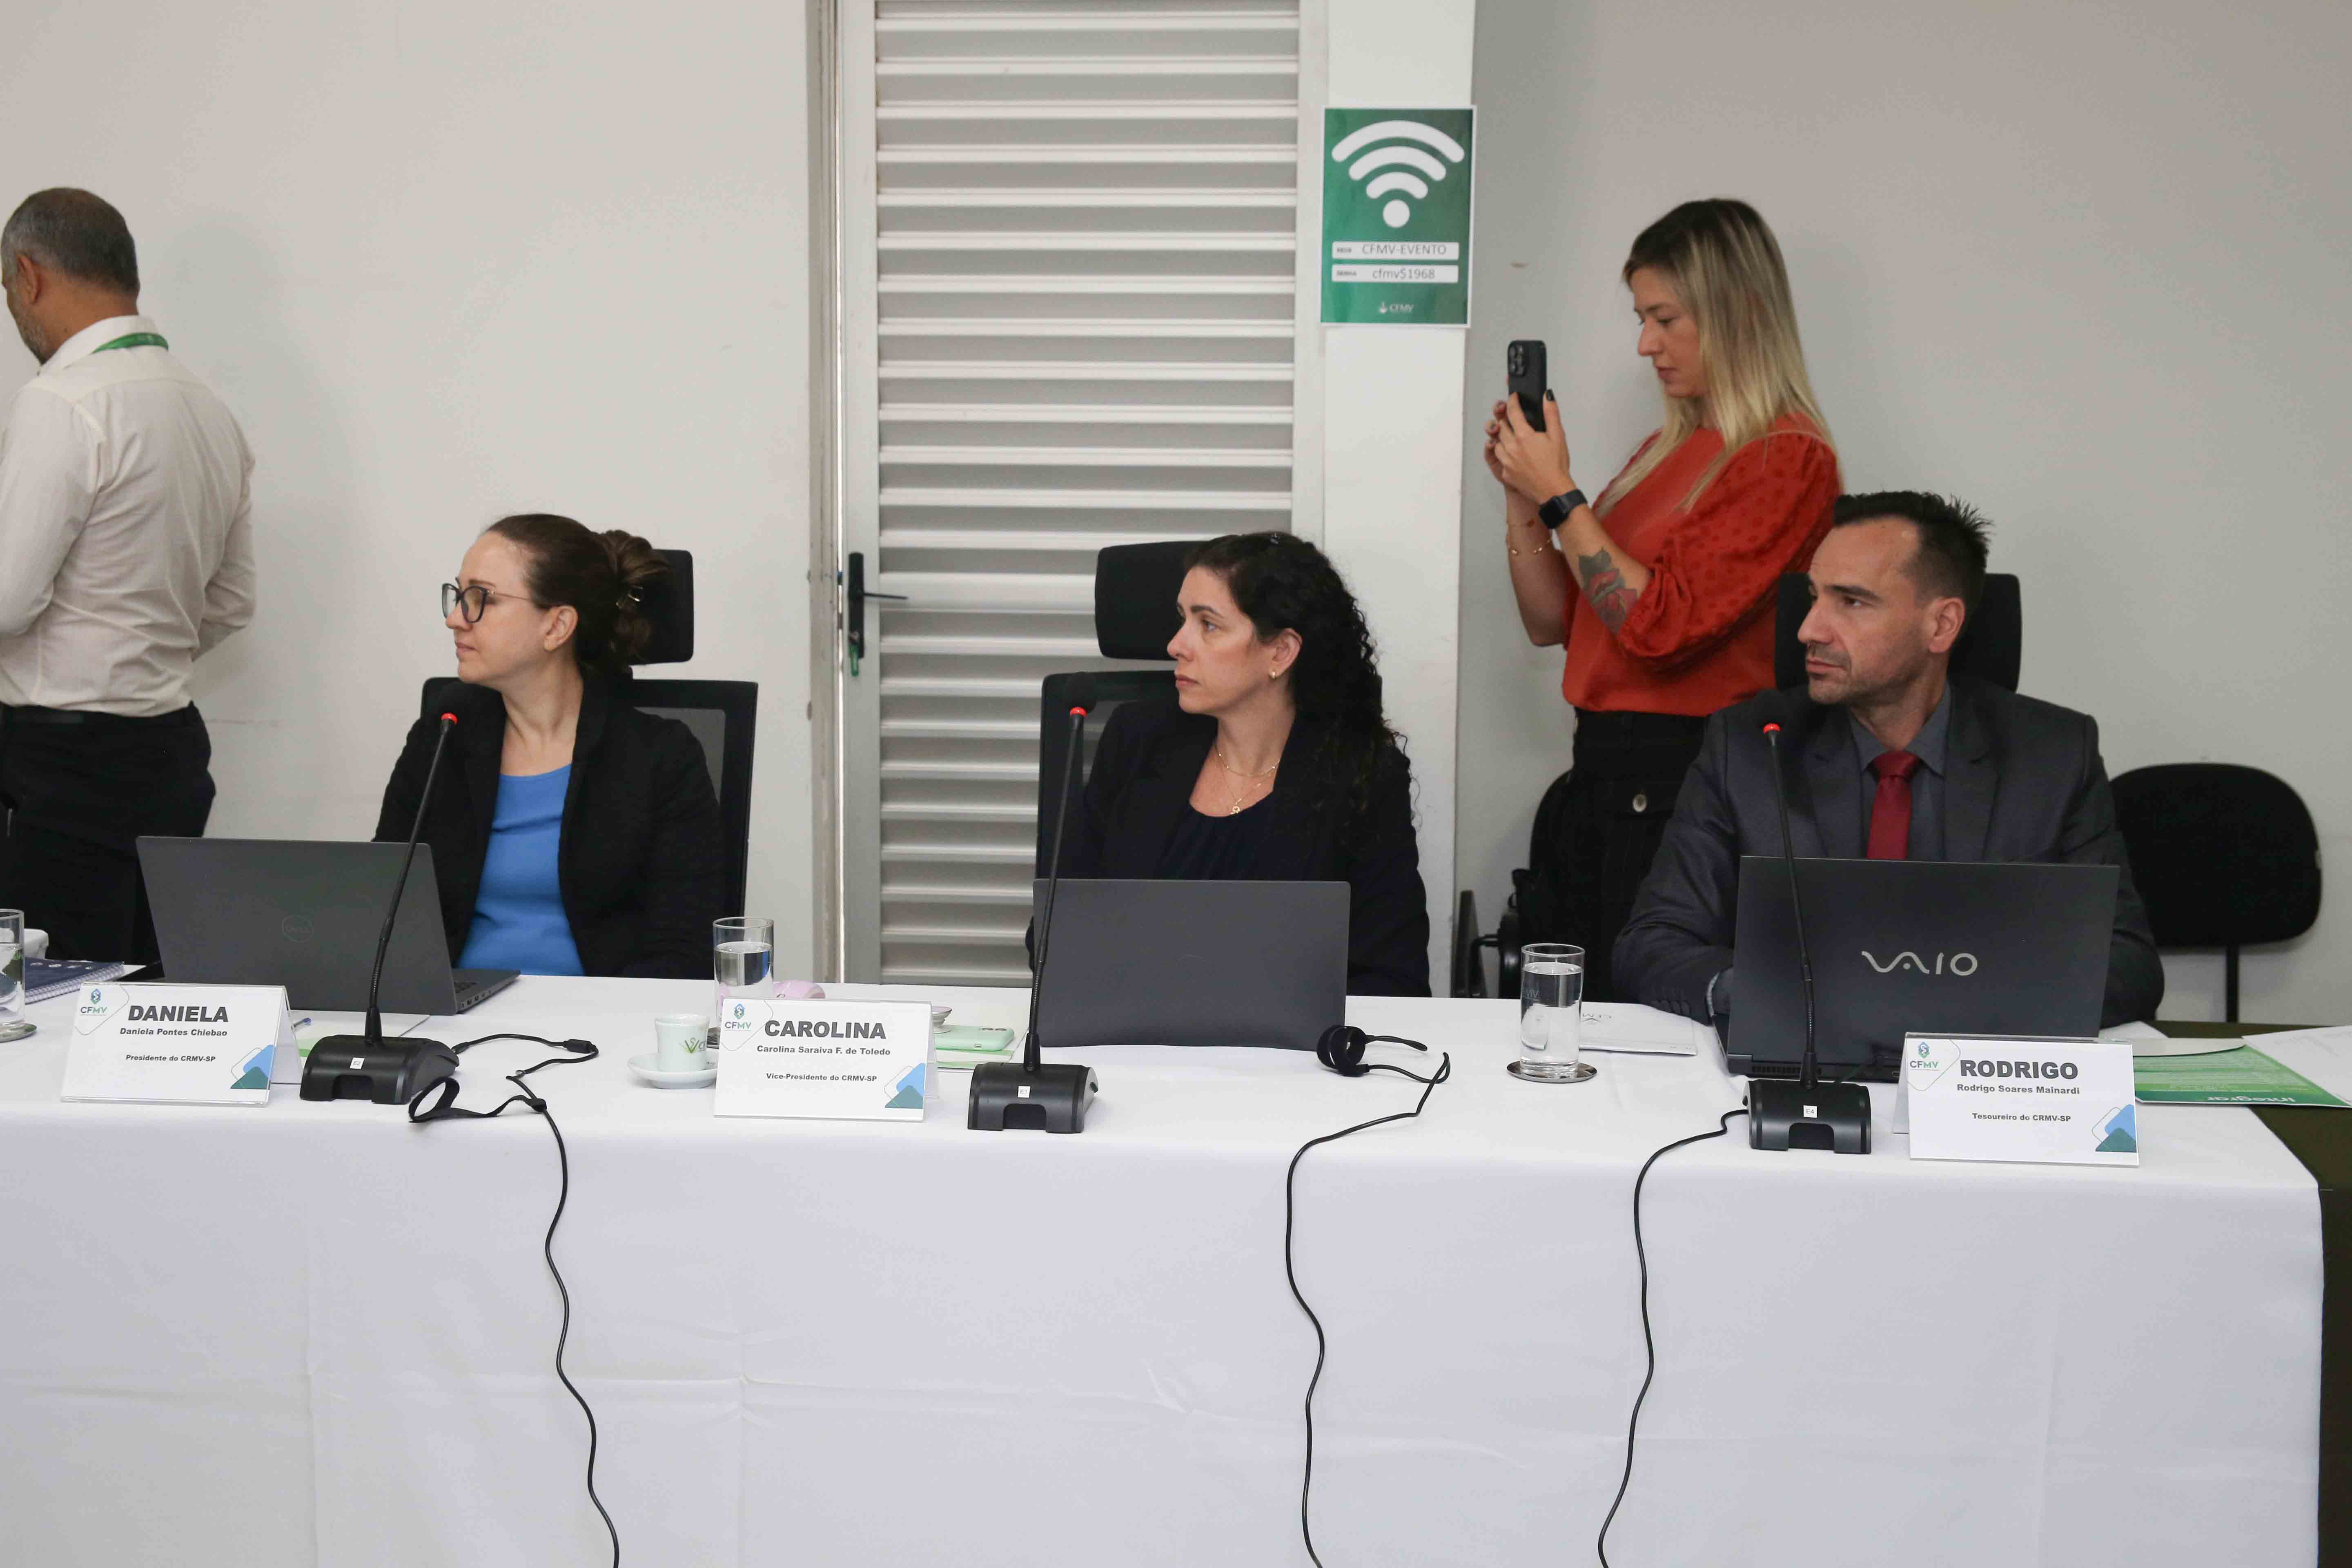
[1508,534,1554,558]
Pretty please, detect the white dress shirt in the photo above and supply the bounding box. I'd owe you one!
[0,314,255,716]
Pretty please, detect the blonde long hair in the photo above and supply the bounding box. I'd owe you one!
[1594,199,1833,516]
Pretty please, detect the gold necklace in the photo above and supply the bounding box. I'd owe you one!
[1214,750,1276,815]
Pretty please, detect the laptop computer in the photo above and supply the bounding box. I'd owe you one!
[137,838,520,1016]
[1029,878,1349,1051]
[1728,856,2116,1081]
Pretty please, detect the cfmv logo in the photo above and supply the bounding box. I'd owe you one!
[1862,950,1978,976]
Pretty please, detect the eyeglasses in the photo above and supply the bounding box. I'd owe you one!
[441,582,542,623]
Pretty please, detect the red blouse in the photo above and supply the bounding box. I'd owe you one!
[1559,414,1839,717]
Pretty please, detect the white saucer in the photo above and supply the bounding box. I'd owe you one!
[629,1052,716,1089]
[2130,1037,2247,1058]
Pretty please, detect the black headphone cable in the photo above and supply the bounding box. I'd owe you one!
[409,1032,619,1566]
[1283,1043,1452,1568]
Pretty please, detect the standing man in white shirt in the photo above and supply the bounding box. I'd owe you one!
[0,189,255,966]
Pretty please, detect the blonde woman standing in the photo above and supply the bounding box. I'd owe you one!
[1483,198,1838,1001]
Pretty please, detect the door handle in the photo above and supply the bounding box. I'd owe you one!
[844,551,908,676]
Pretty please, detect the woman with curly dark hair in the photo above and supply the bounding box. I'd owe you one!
[1062,532,1429,996]
[373,514,725,978]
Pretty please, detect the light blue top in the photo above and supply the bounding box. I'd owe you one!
[457,766,585,976]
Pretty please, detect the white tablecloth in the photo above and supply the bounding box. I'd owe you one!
[0,978,2321,1566]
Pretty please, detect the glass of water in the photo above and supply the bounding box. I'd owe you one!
[713,916,775,1022]
[0,910,33,1042]
[1511,942,1591,1083]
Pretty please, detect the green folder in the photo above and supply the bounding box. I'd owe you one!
[2135,1045,2349,1108]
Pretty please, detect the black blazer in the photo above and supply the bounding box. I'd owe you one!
[1615,677,2165,1028]
[374,677,726,979]
[1063,698,1430,996]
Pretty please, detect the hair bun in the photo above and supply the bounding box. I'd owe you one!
[484,514,669,676]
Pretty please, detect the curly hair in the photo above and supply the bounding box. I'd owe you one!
[484,513,667,677]
[1183,532,1404,822]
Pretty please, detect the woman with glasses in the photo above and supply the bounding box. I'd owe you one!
[374,514,724,978]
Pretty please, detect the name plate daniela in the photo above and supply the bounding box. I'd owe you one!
[1903,1034,2138,1167]
[61,982,291,1107]
[714,999,933,1122]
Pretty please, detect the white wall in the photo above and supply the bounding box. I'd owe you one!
[1,0,817,972]
[1323,0,1479,989]
[1459,0,2352,1022]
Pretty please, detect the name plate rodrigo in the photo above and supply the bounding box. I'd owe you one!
[62,982,290,1107]
[714,999,932,1122]
[1903,1034,2138,1167]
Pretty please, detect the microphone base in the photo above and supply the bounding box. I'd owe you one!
[967,1060,1097,1134]
[300,1034,458,1104]
[1748,1076,1872,1155]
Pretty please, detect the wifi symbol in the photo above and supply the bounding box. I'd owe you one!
[1332,119,1468,229]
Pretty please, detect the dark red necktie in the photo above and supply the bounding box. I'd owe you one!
[1867,751,1922,860]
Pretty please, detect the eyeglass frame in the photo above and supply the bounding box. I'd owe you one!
[440,581,549,624]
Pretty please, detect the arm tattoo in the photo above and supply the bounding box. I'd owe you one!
[1576,548,1637,631]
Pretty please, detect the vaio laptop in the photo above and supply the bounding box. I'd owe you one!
[1029,878,1350,1051]
[137,838,521,1016]
[1728,857,2116,1082]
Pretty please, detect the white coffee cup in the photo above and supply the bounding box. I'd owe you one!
[655,1013,711,1073]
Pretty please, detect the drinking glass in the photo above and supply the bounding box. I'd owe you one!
[0,910,33,1042]
[1510,942,1591,1083]
[713,916,776,1024]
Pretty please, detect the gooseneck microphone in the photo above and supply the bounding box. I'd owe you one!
[301,710,464,1103]
[969,704,1100,1133]
[1746,720,1871,1154]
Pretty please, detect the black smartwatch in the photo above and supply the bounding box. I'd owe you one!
[1537,489,1588,530]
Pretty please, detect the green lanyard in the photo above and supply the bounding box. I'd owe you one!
[92,332,168,353]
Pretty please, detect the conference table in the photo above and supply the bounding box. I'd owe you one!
[0,976,2333,1566]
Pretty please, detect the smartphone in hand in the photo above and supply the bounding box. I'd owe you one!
[1506,339,1548,432]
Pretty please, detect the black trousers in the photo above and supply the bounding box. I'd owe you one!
[1519,708,1706,1004]
[0,704,214,967]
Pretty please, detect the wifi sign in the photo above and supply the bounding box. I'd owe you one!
[1330,119,1468,229]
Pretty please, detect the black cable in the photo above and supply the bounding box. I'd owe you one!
[533,1098,619,1567]
[1596,1107,1748,1568]
[1284,1052,1452,1568]
[410,1033,618,1566]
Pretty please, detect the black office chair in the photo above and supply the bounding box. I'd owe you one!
[417,548,760,915]
[1452,572,2024,998]
[1033,540,1203,878]
[2111,764,2321,1022]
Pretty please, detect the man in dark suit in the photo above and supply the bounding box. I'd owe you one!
[1616,491,2163,1028]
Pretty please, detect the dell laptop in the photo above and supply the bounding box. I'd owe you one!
[137,838,520,1015]
[1728,856,2116,1080]
[1030,878,1350,1051]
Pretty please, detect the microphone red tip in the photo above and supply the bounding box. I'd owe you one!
[1068,705,1089,717]
[440,712,459,724]
[1761,722,1782,735]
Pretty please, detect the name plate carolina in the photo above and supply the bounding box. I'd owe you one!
[714,999,932,1122]
[61,982,290,1107]
[1903,1034,2138,1167]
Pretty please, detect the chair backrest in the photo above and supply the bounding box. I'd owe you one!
[1027,542,1211,877]
[627,678,759,917]
[416,676,759,917]
[1035,670,1177,877]
[636,549,696,665]
[1774,572,2023,692]
[1093,540,1198,659]
[2111,763,2321,949]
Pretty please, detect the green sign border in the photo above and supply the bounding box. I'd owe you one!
[1319,106,1476,327]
